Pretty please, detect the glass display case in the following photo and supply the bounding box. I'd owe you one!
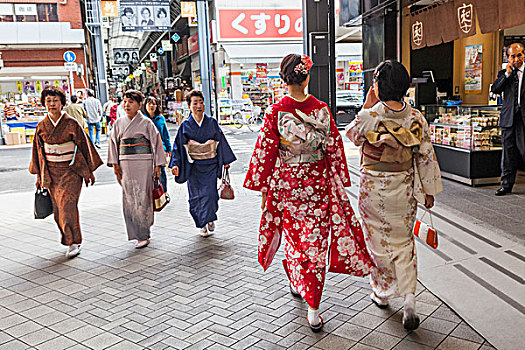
[421,105,502,186]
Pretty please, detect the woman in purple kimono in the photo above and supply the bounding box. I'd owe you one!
[169,90,236,237]
[108,90,166,248]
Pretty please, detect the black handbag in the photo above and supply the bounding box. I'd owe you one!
[34,187,53,219]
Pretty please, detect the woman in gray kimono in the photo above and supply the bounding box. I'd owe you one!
[108,90,166,248]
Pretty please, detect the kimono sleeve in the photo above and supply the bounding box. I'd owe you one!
[325,110,352,187]
[159,116,172,153]
[73,120,103,173]
[107,121,120,166]
[243,106,280,192]
[150,123,167,167]
[414,114,443,196]
[215,119,236,166]
[168,123,191,183]
[29,129,41,175]
[345,108,378,146]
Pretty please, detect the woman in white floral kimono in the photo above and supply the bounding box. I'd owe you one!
[346,60,442,331]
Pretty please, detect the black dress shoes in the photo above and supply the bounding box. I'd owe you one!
[495,187,511,196]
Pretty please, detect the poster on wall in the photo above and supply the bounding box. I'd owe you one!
[120,0,170,32]
[256,63,267,78]
[112,65,130,77]
[465,44,482,95]
[113,48,139,64]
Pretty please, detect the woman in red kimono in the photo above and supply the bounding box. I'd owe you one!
[244,54,373,332]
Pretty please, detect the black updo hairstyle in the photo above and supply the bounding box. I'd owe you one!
[279,54,309,86]
[374,60,411,102]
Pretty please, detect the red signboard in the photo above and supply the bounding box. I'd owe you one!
[256,63,267,78]
[217,8,303,40]
[188,33,199,55]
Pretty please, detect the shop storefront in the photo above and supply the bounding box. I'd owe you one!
[399,0,525,185]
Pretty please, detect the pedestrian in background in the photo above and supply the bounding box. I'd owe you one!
[143,96,171,191]
[29,87,103,258]
[64,95,87,128]
[103,97,117,135]
[244,54,373,332]
[83,89,103,148]
[346,60,443,331]
[107,90,166,249]
[169,90,236,237]
[491,42,525,196]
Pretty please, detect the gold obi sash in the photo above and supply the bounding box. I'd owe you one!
[278,107,330,164]
[44,141,76,163]
[362,120,422,172]
[187,139,218,160]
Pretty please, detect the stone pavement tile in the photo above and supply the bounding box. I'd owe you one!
[35,335,77,350]
[229,335,260,350]
[137,332,170,348]
[32,311,70,327]
[450,322,484,344]
[479,341,496,349]
[392,339,433,350]
[229,325,258,340]
[105,340,144,350]
[359,331,402,350]
[436,336,482,350]
[66,345,91,350]
[314,334,356,350]
[361,303,397,318]
[430,304,462,323]
[419,316,458,335]
[117,329,147,343]
[276,330,306,348]
[0,339,29,350]
[0,331,14,345]
[67,325,105,342]
[404,327,448,348]
[18,305,55,320]
[252,339,287,349]
[208,344,233,350]
[348,312,385,329]
[1,314,29,329]
[349,344,379,350]
[374,319,410,338]
[47,318,87,334]
[18,327,60,347]
[4,320,43,338]
[160,335,191,349]
[332,322,372,341]
[82,333,123,350]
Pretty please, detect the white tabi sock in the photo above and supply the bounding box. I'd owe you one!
[308,307,321,326]
[404,293,416,315]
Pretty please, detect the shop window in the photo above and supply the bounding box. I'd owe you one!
[0,4,14,22]
[37,4,58,22]
[15,4,37,22]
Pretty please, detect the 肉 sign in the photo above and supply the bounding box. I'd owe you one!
[216,8,303,41]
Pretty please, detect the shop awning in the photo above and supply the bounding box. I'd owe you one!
[222,43,303,64]
[0,66,69,79]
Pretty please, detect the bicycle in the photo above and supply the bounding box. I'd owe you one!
[232,109,263,132]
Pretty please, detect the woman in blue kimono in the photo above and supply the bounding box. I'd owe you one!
[170,90,236,237]
[143,96,171,191]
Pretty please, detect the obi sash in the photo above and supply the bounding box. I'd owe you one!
[277,107,330,164]
[44,141,76,163]
[186,139,218,160]
[119,136,152,155]
[362,120,422,172]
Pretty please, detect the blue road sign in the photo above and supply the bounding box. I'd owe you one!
[63,51,76,62]
[171,33,180,42]
[157,47,164,55]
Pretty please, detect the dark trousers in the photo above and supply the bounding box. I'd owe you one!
[501,111,525,190]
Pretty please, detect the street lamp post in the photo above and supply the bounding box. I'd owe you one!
[196,0,213,117]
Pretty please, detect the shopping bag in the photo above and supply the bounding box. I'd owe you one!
[34,187,53,219]
[219,167,235,200]
[152,177,169,212]
[413,209,438,249]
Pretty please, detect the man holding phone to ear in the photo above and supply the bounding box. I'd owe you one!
[491,43,525,196]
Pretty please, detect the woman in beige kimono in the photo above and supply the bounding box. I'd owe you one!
[346,60,442,331]
[108,90,166,248]
[30,87,103,259]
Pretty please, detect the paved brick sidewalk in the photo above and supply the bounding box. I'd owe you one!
[0,174,494,349]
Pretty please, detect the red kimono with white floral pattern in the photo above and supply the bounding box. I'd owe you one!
[244,95,373,308]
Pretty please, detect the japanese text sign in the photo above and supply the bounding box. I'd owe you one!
[101,1,118,17]
[217,9,303,40]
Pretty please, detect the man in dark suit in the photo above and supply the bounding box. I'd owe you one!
[491,43,525,196]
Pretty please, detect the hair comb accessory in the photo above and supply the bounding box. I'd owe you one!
[294,55,314,75]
